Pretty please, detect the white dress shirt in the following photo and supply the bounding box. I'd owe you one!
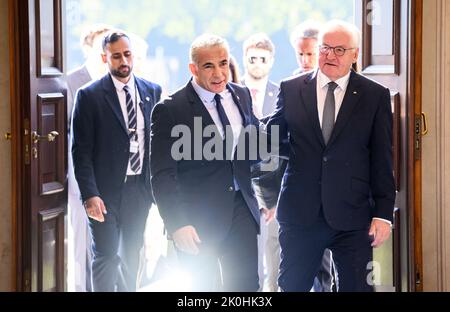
[244,76,268,119]
[316,69,350,127]
[111,74,144,175]
[191,79,243,154]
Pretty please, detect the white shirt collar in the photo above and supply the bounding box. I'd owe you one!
[110,73,136,92]
[191,78,227,106]
[317,69,351,91]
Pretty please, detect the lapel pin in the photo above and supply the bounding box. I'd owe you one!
[145,96,150,101]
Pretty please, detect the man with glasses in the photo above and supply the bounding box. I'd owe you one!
[265,20,395,291]
[289,21,337,293]
[241,33,284,292]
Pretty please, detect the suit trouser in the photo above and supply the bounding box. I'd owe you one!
[88,175,150,292]
[176,191,259,292]
[68,146,93,292]
[278,209,373,292]
[257,215,280,292]
[258,218,335,292]
[313,248,335,292]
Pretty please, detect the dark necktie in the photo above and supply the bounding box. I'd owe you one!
[214,93,231,135]
[322,81,338,145]
[123,85,141,173]
[214,93,233,160]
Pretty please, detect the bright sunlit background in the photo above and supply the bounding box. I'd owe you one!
[65,0,354,93]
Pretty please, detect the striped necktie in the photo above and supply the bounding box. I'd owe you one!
[123,85,141,173]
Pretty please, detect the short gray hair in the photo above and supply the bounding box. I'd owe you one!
[319,20,361,48]
[290,20,320,48]
[190,34,230,64]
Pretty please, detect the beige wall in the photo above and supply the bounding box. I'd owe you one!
[422,0,450,291]
[0,0,12,291]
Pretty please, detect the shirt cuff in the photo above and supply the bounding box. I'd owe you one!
[372,217,392,226]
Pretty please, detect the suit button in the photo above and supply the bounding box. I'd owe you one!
[228,186,234,192]
[323,156,328,162]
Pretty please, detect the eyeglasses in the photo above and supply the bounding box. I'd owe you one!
[319,45,356,56]
[248,56,267,64]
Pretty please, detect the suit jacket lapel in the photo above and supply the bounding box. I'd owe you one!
[327,71,362,146]
[102,74,128,135]
[226,84,248,127]
[300,71,325,147]
[263,82,278,116]
[135,77,152,125]
[186,80,216,129]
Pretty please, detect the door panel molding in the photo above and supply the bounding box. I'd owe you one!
[361,0,401,75]
[37,207,64,292]
[391,92,401,190]
[35,93,65,196]
[35,0,63,77]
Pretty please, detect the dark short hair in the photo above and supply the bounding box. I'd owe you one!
[102,30,130,51]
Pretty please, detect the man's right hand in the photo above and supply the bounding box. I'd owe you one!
[172,225,202,255]
[84,196,107,222]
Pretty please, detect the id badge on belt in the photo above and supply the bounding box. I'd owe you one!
[130,140,139,154]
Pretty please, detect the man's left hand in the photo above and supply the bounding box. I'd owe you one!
[369,219,392,248]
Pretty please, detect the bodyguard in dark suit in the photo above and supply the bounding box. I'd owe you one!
[72,31,161,291]
[241,32,283,292]
[266,20,395,292]
[151,34,260,291]
[66,24,111,292]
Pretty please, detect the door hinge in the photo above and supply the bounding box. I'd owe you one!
[24,118,30,165]
[414,114,421,160]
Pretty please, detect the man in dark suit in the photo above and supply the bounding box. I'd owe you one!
[290,20,321,75]
[266,20,395,292]
[67,24,111,292]
[72,30,162,291]
[290,21,337,292]
[150,34,260,291]
[241,32,283,292]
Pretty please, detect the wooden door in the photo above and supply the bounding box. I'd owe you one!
[355,0,421,291]
[11,0,67,291]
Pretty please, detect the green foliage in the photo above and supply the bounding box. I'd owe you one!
[77,0,353,43]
